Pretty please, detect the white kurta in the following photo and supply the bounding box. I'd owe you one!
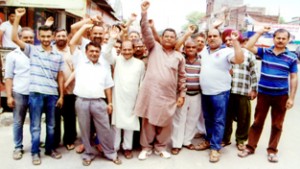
[111,56,145,131]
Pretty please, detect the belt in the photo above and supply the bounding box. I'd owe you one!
[77,97,105,101]
[186,92,200,96]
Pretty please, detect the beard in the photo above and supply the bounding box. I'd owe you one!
[24,40,33,44]
[56,40,67,48]
[92,37,102,44]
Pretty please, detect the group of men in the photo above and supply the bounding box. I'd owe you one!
[0,0,298,166]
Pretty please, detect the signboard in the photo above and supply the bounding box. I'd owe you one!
[248,24,300,45]
[1,0,85,10]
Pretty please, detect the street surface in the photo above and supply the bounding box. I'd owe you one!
[0,63,299,169]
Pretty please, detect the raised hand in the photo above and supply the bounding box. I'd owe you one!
[141,1,150,13]
[231,30,240,41]
[15,8,26,17]
[187,24,197,34]
[91,15,103,25]
[258,25,271,34]
[109,25,120,39]
[262,25,271,33]
[129,13,137,22]
[148,19,154,27]
[45,16,54,27]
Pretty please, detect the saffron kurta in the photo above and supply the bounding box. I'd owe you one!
[133,12,186,127]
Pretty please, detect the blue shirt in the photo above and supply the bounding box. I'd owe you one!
[24,44,64,95]
[257,46,298,95]
[4,48,30,95]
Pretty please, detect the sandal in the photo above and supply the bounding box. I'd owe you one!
[268,153,278,163]
[221,141,231,147]
[123,150,133,159]
[66,144,75,150]
[45,150,62,159]
[32,154,41,165]
[76,144,85,154]
[82,159,92,166]
[171,148,181,155]
[238,148,253,158]
[39,142,45,148]
[154,150,171,159]
[112,157,122,165]
[209,150,220,163]
[195,141,210,151]
[13,149,23,160]
[183,144,195,150]
[236,143,245,151]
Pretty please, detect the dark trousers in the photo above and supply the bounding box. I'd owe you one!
[54,94,77,147]
[246,93,288,154]
[223,94,251,144]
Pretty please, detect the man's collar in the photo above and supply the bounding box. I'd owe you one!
[268,46,289,54]
[83,55,101,65]
[207,44,226,54]
[53,45,70,54]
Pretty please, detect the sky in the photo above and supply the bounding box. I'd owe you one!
[120,0,300,32]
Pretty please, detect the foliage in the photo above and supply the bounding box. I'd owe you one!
[279,16,285,24]
[181,11,205,31]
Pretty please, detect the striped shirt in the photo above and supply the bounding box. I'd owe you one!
[257,46,298,95]
[231,49,258,96]
[24,44,64,95]
[185,55,201,95]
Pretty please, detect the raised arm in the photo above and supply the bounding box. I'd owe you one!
[140,1,155,51]
[148,19,161,43]
[174,24,196,51]
[11,8,26,49]
[230,30,244,64]
[70,15,102,35]
[102,26,120,64]
[69,23,93,54]
[245,26,270,54]
[120,13,137,41]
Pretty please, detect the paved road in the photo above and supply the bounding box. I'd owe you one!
[0,64,299,169]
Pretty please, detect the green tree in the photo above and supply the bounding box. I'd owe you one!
[278,16,285,24]
[181,11,205,31]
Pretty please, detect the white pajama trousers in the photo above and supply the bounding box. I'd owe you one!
[172,94,202,148]
[114,127,134,151]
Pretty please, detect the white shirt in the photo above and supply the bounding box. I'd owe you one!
[4,48,30,95]
[80,38,111,70]
[0,21,21,48]
[200,47,234,95]
[73,52,114,99]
